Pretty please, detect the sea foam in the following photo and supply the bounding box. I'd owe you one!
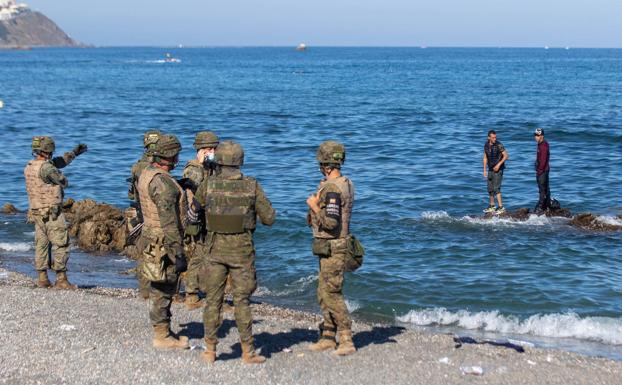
[0,242,32,252]
[397,308,622,345]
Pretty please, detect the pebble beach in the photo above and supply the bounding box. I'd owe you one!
[1,268,620,385]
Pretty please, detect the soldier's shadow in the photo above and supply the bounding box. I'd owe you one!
[179,320,239,340]
[352,326,406,349]
[218,328,318,361]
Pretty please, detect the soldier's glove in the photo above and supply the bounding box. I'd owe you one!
[73,143,88,156]
[175,254,188,274]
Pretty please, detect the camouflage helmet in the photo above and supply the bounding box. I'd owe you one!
[213,140,244,166]
[152,134,182,158]
[193,131,219,150]
[143,130,161,154]
[316,140,346,165]
[32,136,55,154]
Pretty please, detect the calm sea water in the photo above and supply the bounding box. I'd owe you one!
[1,47,621,358]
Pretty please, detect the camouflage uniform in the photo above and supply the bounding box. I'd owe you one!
[136,134,189,349]
[308,140,356,355]
[24,136,87,288]
[128,131,160,299]
[191,140,275,364]
[181,131,218,304]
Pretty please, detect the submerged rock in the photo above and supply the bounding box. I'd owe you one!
[570,213,622,232]
[482,207,571,221]
[1,203,20,214]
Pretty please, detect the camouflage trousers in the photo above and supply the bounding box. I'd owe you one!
[149,264,179,326]
[31,210,69,272]
[201,256,257,343]
[135,236,151,299]
[317,238,352,332]
[183,241,202,295]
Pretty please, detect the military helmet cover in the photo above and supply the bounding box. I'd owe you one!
[316,140,346,165]
[193,131,219,150]
[213,140,244,166]
[32,136,56,153]
[143,130,161,152]
[152,134,182,158]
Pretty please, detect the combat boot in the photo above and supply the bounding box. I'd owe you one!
[201,338,217,363]
[241,340,266,364]
[332,330,356,356]
[309,327,337,351]
[185,293,203,310]
[54,271,77,290]
[37,270,52,288]
[152,324,190,350]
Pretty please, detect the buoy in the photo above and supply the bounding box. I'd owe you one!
[0,99,4,109]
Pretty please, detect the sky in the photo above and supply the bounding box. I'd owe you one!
[27,0,622,47]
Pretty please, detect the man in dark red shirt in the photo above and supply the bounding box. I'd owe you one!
[534,128,551,214]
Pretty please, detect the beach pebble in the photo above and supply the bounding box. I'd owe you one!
[460,366,484,376]
[527,360,537,366]
[283,348,292,353]
[438,357,450,364]
[59,324,76,331]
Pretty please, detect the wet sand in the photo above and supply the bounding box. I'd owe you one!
[0,268,620,385]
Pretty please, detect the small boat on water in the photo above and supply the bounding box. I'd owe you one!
[296,43,307,52]
[164,52,181,63]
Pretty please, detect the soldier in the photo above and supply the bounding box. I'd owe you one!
[136,134,190,349]
[306,140,356,356]
[181,131,219,310]
[24,136,88,289]
[188,140,275,364]
[128,130,161,299]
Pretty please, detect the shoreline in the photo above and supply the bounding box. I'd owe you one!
[1,267,621,384]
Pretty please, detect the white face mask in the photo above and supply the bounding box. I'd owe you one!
[207,153,215,161]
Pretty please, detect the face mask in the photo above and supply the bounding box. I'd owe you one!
[207,153,215,161]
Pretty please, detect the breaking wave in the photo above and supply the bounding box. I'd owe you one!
[0,242,32,252]
[595,215,622,227]
[396,308,622,345]
[255,274,317,297]
[420,211,559,227]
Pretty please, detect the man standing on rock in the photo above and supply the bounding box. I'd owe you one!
[128,130,160,299]
[188,140,275,364]
[24,136,87,289]
[483,130,509,214]
[136,134,189,350]
[534,128,551,214]
[181,131,219,310]
[306,140,357,356]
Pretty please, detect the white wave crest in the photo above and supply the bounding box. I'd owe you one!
[396,308,622,345]
[420,210,562,227]
[345,299,361,313]
[0,242,32,252]
[254,275,318,297]
[421,211,451,220]
[595,215,622,227]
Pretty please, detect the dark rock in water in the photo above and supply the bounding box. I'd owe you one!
[0,2,82,48]
[482,207,570,221]
[570,213,622,232]
[1,203,20,214]
[62,199,140,259]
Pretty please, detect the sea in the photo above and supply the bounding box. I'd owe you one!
[1,47,621,359]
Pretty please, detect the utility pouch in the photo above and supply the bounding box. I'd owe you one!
[50,205,61,221]
[185,223,201,237]
[141,242,167,283]
[312,238,331,256]
[345,234,365,272]
[206,214,245,234]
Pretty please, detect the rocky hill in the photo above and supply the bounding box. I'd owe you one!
[0,1,80,48]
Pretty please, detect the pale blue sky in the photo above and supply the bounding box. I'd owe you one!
[28,0,622,47]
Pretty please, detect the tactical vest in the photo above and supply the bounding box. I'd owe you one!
[203,176,257,234]
[485,141,505,171]
[24,160,63,210]
[312,176,354,239]
[183,159,207,186]
[137,167,187,238]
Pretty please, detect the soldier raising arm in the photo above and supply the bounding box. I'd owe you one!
[24,136,87,289]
